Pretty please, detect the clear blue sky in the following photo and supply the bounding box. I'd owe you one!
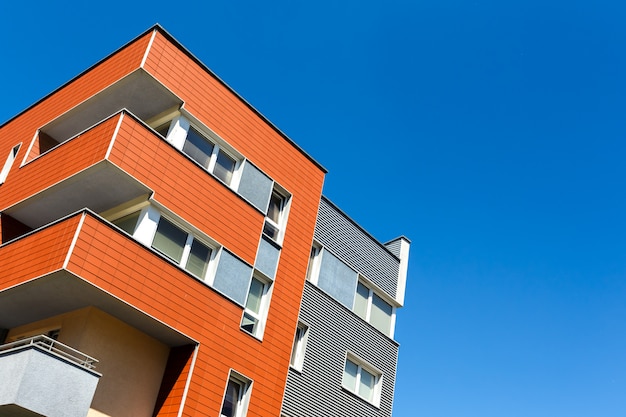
[2,1,626,416]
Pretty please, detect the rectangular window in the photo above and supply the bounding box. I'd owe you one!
[263,189,290,244]
[241,276,270,338]
[0,144,20,184]
[342,355,382,406]
[290,322,309,371]
[220,372,252,417]
[353,281,394,335]
[151,216,213,280]
[152,217,188,263]
[180,123,239,186]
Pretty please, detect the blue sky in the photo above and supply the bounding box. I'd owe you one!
[2,1,626,416]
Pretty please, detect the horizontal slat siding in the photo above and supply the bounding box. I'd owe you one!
[282,282,399,417]
[315,198,400,298]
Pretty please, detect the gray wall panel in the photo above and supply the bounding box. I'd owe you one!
[282,282,399,417]
[315,198,400,299]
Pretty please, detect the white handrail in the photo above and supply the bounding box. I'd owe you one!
[0,334,98,370]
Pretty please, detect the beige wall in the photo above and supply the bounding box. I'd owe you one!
[8,307,170,417]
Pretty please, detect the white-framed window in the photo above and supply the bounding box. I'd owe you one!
[150,216,214,280]
[342,354,382,406]
[156,115,241,187]
[262,188,290,244]
[240,275,271,338]
[110,207,216,281]
[354,281,395,336]
[0,144,21,184]
[289,322,309,372]
[220,371,252,417]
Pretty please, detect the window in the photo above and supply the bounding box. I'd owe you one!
[241,276,271,337]
[151,216,213,280]
[0,144,20,184]
[159,117,240,186]
[220,372,252,417]
[290,322,309,371]
[263,189,289,243]
[342,355,382,406]
[354,282,394,335]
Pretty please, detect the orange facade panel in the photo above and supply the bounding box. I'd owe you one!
[0,114,118,210]
[0,215,80,290]
[0,33,150,195]
[110,113,264,263]
[64,213,296,416]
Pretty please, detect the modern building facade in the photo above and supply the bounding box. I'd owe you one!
[0,25,409,417]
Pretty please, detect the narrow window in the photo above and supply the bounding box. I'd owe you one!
[0,144,20,184]
[151,217,188,263]
[263,189,290,244]
[214,150,236,184]
[220,372,252,417]
[352,281,394,336]
[241,276,270,337]
[182,126,214,169]
[290,322,309,371]
[370,293,393,334]
[185,239,212,278]
[353,282,370,320]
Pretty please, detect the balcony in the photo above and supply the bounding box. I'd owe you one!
[0,335,100,417]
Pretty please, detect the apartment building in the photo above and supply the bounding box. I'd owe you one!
[0,25,410,417]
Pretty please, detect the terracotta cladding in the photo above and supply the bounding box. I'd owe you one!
[0,115,117,210]
[0,27,327,417]
[65,214,295,416]
[142,30,325,415]
[110,114,263,263]
[0,215,80,290]
[0,32,149,181]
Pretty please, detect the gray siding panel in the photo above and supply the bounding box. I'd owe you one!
[315,198,400,298]
[282,282,399,417]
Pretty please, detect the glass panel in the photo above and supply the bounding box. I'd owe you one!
[358,368,376,401]
[112,211,140,235]
[266,192,283,223]
[185,239,211,278]
[342,359,358,392]
[220,380,240,417]
[245,278,264,314]
[262,221,279,241]
[370,293,393,334]
[183,127,214,168]
[354,282,369,320]
[214,150,236,184]
[152,218,187,263]
[241,312,258,334]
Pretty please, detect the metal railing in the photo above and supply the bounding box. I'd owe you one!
[0,334,98,370]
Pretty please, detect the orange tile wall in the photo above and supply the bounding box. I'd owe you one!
[0,114,118,211]
[0,26,327,417]
[0,32,151,205]
[109,113,263,264]
[143,31,325,412]
[0,215,81,290]
[66,214,299,416]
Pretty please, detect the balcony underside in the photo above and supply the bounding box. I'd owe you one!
[0,271,193,348]
[4,161,150,230]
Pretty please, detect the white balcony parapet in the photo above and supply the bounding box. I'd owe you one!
[0,334,98,370]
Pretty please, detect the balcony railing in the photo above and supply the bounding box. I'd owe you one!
[0,334,98,370]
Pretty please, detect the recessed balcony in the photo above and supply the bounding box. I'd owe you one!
[0,335,100,417]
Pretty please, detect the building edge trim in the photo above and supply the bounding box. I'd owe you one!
[63,212,87,269]
[177,343,199,417]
